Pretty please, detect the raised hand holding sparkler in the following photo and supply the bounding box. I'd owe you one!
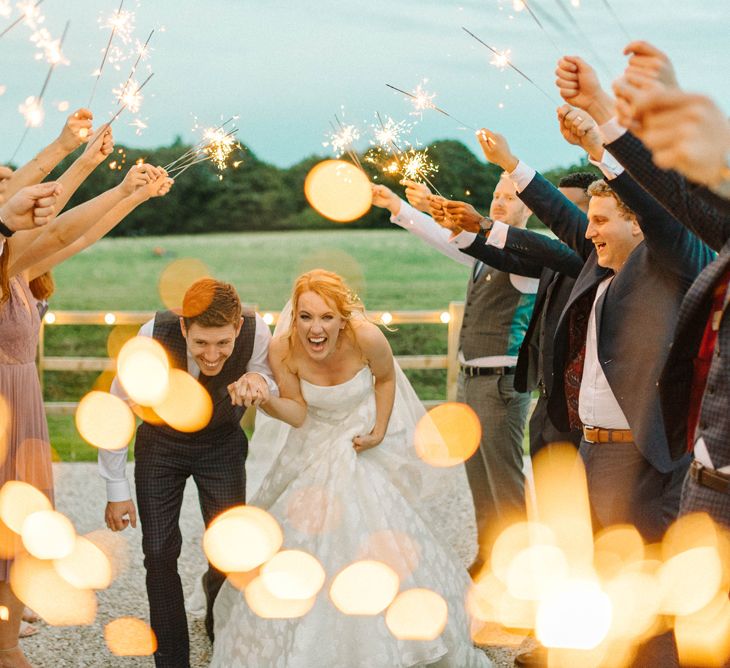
[555,55,615,124]
[57,109,94,152]
[476,128,519,173]
[622,41,679,90]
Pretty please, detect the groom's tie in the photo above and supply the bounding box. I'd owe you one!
[472,261,486,282]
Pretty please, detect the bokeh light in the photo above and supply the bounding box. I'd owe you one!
[0,395,9,467]
[244,575,316,619]
[506,544,569,601]
[0,480,52,534]
[413,402,481,467]
[536,579,612,650]
[54,536,113,590]
[21,510,76,560]
[154,369,213,432]
[105,617,157,656]
[203,505,283,573]
[658,546,723,616]
[116,336,170,406]
[329,560,399,615]
[674,591,730,667]
[10,554,97,626]
[260,549,325,600]
[158,258,211,313]
[385,588,448,640]
[295,249,366,302]
[593,525,645,580]
[75,391,136,450]
[304,159,372,223]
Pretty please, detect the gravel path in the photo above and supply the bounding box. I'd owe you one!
[20,448,532,667]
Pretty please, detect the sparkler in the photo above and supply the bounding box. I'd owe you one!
[462,27,559,108]
[0,0,43,39]
[88,0,125,108]
[164,119,243,181]
[115,28,154,105]
[518,0,562,56]
[10,19,70,163]
[550,0,611,76]
[386,83,476,131]
[598,0,631,41]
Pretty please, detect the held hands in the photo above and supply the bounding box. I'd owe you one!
[57,108,94,153]
[352,430,384,453]
[120,164,174,200]
[442,200,484,233]
[476,128,518,172]
[228,372,271,408]
[556,105,604,161]
[105,499,137,531]
[0,181,62,231]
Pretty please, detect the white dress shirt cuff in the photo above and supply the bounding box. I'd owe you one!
[598,117,628,145]
[589,149,625,180]
[106,478,132,503]
[508,161,536,193]
[486,220,509,249]
[448,230,477,249]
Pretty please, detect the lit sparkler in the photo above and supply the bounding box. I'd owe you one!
[115,29,154,103]
[0,0,43,39]
[10,19,70,162]
[462,27,558,107]
[489,48,511,71]
[386,83,476,131]
[371,114,411,151]
[324,122,360,159]
[164,118,243,180]
[88,0,125,108]
[112,77,143,113]
[401,148,438,183]
[0,1,11,18]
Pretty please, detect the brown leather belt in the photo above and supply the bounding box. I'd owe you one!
[690,460,730,495]
[582,426,634,443]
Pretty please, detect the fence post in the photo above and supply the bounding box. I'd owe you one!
[446,301,464,402]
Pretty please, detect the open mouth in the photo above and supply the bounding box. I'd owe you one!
[200,359,221,371]
[594,242,607,253]
[308,336,327,353]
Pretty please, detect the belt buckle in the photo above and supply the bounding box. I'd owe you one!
[583,425,598,443]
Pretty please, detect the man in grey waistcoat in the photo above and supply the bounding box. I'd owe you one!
[372,175,537,574]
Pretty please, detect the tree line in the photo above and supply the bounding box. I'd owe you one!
[47,137,599,236]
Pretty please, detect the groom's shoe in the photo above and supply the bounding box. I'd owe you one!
[514,644,547,667]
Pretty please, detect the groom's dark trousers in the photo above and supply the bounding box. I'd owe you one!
[134,310,255,668]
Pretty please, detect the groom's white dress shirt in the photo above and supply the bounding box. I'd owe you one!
[98,312,276,502]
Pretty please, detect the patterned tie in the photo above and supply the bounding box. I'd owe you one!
[564,289,596,429]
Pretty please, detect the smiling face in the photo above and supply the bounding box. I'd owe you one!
[489,175,531,228]
[294,290,346,361]
[585,195,643,272]
[181,320,241,376]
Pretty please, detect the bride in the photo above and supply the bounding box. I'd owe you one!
[211,269,490,667]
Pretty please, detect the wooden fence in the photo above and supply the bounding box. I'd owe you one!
[39,303,466,414]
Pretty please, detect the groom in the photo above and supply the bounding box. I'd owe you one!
[98,278,277,668]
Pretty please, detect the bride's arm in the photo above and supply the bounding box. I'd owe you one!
[352,321,396,453]
[256,336,308,427]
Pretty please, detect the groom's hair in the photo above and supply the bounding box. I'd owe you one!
[182,278,242,329]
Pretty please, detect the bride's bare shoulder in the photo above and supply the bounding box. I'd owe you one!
[351,318,389,354]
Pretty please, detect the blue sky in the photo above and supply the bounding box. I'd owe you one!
[1,0,728,173]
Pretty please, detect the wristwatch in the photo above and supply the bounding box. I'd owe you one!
[0,213,14,238]
[479,216,494,233]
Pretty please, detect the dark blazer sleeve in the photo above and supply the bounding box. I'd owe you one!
[517,171,593,260]
[458,236,543,278]
[607,171,715,287]
[606,131,730,252]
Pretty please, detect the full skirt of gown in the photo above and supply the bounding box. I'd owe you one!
[211,365,491,667]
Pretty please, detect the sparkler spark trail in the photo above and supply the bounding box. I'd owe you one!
[371,114,411,151]
[115,28,154,104]
[461,27,559,108]
[0,0,43,39]
[401,148,438,183]
[10,20,70,162]
[386,83,476,131]
[88,0,125,108]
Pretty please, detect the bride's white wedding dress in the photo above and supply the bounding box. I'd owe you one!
[211,363,491,667]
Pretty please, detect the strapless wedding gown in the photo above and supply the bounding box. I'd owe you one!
[211,366,491,667]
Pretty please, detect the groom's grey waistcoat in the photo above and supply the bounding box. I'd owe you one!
[135,309,256,444]
[459,266,535,362]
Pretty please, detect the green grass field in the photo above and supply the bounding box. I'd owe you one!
[46,229,472,460]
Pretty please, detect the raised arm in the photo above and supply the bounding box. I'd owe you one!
[23,166,173,280]
[4,109,94,200]
[351,320,395,453]
[258,336,308,428]
[477,128,592,259]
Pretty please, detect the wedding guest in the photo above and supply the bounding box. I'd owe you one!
[557,50,730,529]
[0,159,171,667]
[371,174,538,574]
